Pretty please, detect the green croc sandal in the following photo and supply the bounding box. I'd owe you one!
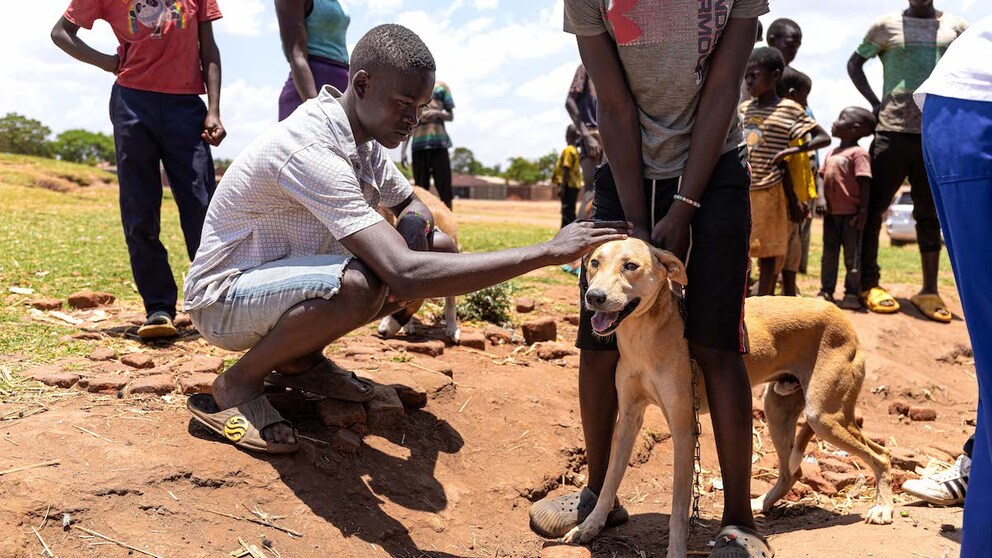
[528,487,629,539]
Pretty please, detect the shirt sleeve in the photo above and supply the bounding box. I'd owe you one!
[199,0,223,22]
[787,105,818,142]
[855,17,888,59]
[564,146,578,169]
[278,145,385,240]
[441,84,455,111]
[853,149,872,178]
[64,0,102,29]
[730,0,769,19]
[372,143,415,209]
[564,0,607,36]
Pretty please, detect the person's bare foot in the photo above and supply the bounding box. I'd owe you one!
[211,373,296,445]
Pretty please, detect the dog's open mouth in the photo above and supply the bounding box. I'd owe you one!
[590,298,640,336]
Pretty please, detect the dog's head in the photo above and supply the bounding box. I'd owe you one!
[584,238,687,336]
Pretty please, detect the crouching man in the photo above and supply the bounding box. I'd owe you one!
[182,24,629,453]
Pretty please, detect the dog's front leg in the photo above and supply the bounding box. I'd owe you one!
[444,296,460,343]
[563,383,646,544]
[666,419,696,557]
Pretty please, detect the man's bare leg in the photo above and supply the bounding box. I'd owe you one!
[580,349,620,494]
[211,261,387,445]
[692,343,755,529]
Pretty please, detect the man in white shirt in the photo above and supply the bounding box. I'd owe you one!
[182,24,629,453]
[914,15,992,558]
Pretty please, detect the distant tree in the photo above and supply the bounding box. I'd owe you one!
[503,157,543,185]
[51,129,116,165]
[0,113,51,157]
[451,146,478,174]
[536,150,558,180]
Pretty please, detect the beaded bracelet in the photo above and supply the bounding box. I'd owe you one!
[673,194,701,209]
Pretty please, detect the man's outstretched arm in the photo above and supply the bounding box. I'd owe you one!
[847,53,881,114]
[341,220,629,301]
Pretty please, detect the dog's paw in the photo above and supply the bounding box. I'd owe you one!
[377,315,402,338]
[402,320,416,335]
[561,518,604,544]
[864,505,893,525]
[446,324,461,344]
[750,495,771,514]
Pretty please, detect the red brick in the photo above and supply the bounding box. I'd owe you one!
[87,347,118,362]
[564,314,580,326]
[21,365,79,388]
[483,325,511,346]
[819,457,854,474]
[330,429,362,454]
[522,317,557,344]
[121,352,155,369]
[178,355,225,375]
[67,289,115,309]
[515,297,535,313]
[178,373,216,395]
[30,298,62,311]
[173,314,192,328]
[384,338,445,357]
[127,374,175,395]
[79,374,128,393]
[889,447,928,472]
[366,385,405,430]
[909,407,937,421]
[540,543,592,558]
[536,342,577,360]
[887,399,910,416]
[459,332,486,351]
[316,399,367,430]
[800,461,837,497]
[408,369,454,398]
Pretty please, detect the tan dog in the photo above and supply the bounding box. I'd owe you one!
[377,186,461,343]
[564,238,893,555]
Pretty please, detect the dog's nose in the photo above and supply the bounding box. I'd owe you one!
[585,288,607,307]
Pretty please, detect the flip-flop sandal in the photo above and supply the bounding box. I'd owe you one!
[187,394,299,454]
[838,294,862,310]
[264,359,375,402]
[528,487,629,539]
[861,287,900,314]
[911,293,952,324]
[137,311,178,339]
[710,525,775,558]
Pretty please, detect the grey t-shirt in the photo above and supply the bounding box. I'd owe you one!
[564,0,769,179]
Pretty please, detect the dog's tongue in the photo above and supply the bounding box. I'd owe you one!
[591,311,619,333]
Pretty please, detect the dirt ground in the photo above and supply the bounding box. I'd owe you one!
[0,200,977,558]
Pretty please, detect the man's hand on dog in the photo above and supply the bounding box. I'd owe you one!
[546,220,631,264]
[651,210,692,262]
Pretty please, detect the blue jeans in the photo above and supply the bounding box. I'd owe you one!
[921,94,992,557]
[110,84,216,318]
[189,254,353,351]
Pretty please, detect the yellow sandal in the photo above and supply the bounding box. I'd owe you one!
[861,287,900,314]
[911,293,953,324]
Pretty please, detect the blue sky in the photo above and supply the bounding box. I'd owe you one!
[5,1,989,167]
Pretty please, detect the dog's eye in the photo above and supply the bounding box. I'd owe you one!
[623,262,639,272]
[589,259,599,269]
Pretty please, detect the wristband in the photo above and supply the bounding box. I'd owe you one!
[673,194,701,209]
[403,210,433,236]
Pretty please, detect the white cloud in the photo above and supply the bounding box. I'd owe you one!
[474,0,499,9]
[215,0,268,37]
[516,61,576,103]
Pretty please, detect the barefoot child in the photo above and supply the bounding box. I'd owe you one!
[817,107,875,309]
[740,47,829,296]
[181,24,628,454]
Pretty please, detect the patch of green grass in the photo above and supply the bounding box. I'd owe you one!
[458,222,557,253]
[0,307,91,366]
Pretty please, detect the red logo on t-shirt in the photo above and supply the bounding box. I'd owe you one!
[606,0,643,45]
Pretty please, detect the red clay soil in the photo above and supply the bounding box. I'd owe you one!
[0,277,975,558]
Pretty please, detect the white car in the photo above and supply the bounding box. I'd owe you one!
[884,188,943,246]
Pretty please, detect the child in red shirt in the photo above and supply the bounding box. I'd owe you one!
[52,0,226,338]
[817,107,875,309]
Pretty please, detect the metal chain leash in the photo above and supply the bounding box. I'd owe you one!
[676,289,704,531]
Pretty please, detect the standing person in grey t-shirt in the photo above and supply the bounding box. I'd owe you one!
[528,1,773,557]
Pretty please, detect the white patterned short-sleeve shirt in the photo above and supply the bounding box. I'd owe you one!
[183,86,413,311]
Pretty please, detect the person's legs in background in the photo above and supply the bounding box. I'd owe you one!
[411,148,432,195]
[110,85,177,321]
[860,132,909,309]
[819,214,843,301]
[799,213,813,274]
[921,94,992,557]
[431,148,454,209]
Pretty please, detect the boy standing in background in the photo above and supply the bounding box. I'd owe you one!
[741,47,829,296]
[817,107,875,309]
[553,125,583,230]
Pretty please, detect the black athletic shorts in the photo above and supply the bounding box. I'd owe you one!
[576,146,752,354]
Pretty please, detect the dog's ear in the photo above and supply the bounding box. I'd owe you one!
[651,247,688,286]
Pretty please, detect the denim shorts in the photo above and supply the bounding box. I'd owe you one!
[190,254,352,351]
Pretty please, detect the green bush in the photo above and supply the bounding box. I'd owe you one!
[51,129,115,165]
[0,113,51,157]
[457,281,514,325]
